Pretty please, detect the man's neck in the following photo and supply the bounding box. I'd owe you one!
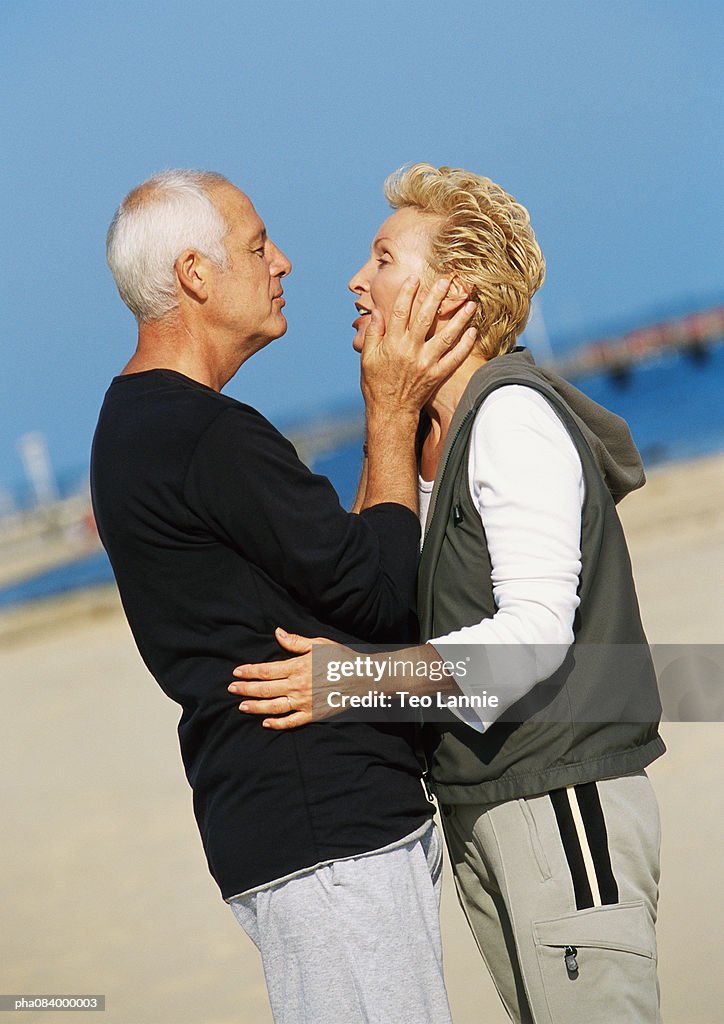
[122,317,240,392]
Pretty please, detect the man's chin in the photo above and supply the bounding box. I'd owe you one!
[254,318,288,351]
[271,314,288,339]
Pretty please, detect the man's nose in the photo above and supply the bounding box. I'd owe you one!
[269,241,292,277]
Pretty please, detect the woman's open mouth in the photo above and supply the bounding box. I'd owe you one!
[353,303,372,330]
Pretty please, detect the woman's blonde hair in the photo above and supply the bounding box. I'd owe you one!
[384,163,545,357]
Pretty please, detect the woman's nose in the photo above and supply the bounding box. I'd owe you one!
[348,261,370,294]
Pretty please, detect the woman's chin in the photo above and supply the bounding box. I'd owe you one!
[352,312,375,352]
[352,323,368,353]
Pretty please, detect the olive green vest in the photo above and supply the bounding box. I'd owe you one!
[418,351,665,804]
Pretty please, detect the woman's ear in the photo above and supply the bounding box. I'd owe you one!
[438,277,471,316]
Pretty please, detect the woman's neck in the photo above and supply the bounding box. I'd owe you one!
[428,352,488,434]
[420,353,488,480]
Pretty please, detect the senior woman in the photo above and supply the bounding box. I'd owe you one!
[232,164,665,1024]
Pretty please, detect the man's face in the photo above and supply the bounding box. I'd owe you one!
[347,207,440,352]
[209,182,291,348]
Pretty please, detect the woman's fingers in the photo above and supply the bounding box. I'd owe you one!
[232,655,304,681]
[230,678,290,699]
[230,639,353,730]
[239,696,295,716]
[274,628,315,655]
[231,663,287,681]
[262,711,312,731]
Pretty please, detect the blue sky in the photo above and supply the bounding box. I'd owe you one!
[2,1,722,493]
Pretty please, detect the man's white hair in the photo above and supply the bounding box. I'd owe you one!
[106,170,231,323]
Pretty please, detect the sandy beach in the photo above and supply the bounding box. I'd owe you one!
[1,452,722,1024]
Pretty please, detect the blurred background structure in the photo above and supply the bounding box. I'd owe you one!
[2,300,722,610]
[1,2,723,1022]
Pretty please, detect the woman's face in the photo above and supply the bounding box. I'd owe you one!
[348,207,440,352]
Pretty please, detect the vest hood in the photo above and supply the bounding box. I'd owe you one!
[462,349,646,504]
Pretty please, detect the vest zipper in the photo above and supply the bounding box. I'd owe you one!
[422,771,434,803]
[425,408,476,538]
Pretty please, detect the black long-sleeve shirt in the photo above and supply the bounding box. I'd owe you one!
[90,369,432,898]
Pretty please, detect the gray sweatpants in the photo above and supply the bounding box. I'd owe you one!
[229,822,452,1024]
[442,770,662,1024]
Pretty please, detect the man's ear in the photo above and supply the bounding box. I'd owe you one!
[438,277,471,316]
[175,250,210,304]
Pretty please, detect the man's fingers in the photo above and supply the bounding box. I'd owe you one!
[408,277,451,343]
[386,276,420,330]
[433,326,478,379]
[424,300,477,359]
[360,308,385,346]
[359,310,386,372]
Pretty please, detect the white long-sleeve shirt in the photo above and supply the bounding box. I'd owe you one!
[419,385,585,731]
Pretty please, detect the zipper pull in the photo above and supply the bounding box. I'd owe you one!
[422,772,434,803]
[564,946,579,973]
[453,504,464,526]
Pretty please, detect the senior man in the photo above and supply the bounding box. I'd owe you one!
[91,170,475,1024]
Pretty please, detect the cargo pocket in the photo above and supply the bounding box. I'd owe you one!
[533,901,660,1024]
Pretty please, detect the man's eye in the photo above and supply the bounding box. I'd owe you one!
[255,247,266,258]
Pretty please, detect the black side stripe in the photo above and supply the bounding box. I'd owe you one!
[549,789,594,910]
[574,782,620,906]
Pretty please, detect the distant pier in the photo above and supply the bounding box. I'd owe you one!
[553,305,724,382]
[286,303,724,465]
[2,302,723,603]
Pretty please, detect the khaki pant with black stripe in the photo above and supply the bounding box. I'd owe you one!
[441,771,662,1023]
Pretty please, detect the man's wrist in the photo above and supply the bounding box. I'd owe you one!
[366,408,418,442]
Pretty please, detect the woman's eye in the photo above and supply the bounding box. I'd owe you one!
[376,256,391,267]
